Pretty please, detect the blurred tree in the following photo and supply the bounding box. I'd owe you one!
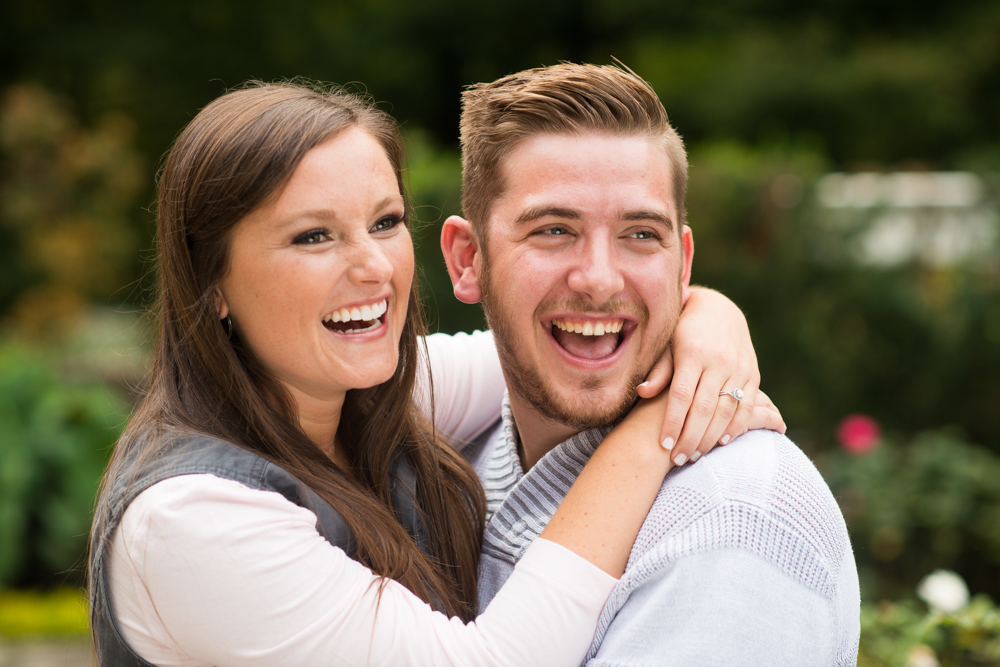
[1,0,997,167]
[0,85,145,338]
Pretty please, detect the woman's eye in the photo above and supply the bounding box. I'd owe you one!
[371,213,406,233]
[293,229,329,245]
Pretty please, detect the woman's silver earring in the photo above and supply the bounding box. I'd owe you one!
[222,315,233,339]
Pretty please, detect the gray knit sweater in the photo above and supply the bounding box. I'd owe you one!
[464,396,861,666]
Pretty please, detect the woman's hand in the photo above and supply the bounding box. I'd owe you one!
[636,287,785,466]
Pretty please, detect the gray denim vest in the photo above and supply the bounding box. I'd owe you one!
[89,428,428,666]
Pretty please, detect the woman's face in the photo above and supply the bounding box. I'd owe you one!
[217,127,414,406]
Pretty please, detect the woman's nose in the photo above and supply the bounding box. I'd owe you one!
[345,236,394,284]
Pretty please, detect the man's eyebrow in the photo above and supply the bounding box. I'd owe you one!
[514,206,582,225]
[622,210,675,232]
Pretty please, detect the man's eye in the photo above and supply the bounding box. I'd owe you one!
[293,229,329,244]
[628,230,657,240]
[371,213,406,233]
[540,226,569,236]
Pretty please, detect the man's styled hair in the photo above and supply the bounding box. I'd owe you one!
[459,62,688,246]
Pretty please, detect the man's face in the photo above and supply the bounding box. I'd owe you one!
[478,131,693,429]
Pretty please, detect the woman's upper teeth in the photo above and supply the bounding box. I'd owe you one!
[324,299,387,323]
[552,318,623,336]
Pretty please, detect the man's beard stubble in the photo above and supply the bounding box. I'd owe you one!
[479,260,675,432]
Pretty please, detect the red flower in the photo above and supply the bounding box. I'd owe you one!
[837,414,881,455]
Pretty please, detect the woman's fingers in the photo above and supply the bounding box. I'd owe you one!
[655,355,704,455]
[713,372,760,447]
[688,380,752,460]
[686,388,785,464]
[659,361,741,465]
[747,390,786,433]
[636,347,674,399]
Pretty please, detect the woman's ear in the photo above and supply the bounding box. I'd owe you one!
[440,215,484,304]
[215,288,229,319]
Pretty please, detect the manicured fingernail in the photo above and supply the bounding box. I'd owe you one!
[673,453,688,466]
[690,451,701,462]
[720,434,731,445]
[661,437,674,451]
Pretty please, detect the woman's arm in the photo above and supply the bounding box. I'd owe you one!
[109,393,676,666]
[111,475,616,667]
[541,389,674,575]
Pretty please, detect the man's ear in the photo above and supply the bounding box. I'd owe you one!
[680,225,694,305]
[440,215,483,304]
[215,288,229,320]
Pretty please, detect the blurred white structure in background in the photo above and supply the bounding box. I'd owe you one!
[815,172,998,268]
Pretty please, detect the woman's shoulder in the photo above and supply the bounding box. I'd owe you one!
[111,424,271,499]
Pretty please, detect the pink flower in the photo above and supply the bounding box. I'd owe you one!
[837,414,881,455]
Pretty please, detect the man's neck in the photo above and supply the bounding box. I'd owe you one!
[507,391,581,470]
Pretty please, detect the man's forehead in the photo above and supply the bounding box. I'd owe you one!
[492,131,678,227]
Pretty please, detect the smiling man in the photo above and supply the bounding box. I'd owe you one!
[441,64,860,665]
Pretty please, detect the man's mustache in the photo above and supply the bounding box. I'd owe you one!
[533,295,649,323]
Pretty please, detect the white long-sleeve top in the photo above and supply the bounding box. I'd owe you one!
[108,331,618,666]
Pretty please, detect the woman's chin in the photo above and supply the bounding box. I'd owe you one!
[342,361,400,391]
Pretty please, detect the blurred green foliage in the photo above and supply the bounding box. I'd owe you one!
[0,341,126,589]
[680,141,1000,450]
[860,596,1000,667]
[822,432,1000,601]
[3,0,998,168]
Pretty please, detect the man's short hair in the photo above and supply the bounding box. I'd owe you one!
[459,62,689,248]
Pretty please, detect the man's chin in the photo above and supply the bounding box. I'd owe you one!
[508,368,642,431]
[545,395,635,431]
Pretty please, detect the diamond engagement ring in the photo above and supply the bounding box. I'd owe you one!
[720,388,744,401]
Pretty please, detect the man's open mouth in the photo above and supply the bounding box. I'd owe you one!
[550,317,627,360]
[322,298,387,334]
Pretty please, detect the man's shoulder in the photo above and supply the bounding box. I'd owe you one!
[630,428,853,594]
[587,430,861,666]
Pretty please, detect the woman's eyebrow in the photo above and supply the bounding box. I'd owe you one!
[280,195,406,226]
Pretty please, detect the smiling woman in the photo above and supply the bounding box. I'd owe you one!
[216,127,415,455]
[87,81,776,667]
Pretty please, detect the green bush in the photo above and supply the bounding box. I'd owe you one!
[860,596,1000,667]
[0,340,127,589]
[820,431,1000,602]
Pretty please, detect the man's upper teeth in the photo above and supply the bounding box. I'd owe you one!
[552,318,623,335]
[324,299,387,323]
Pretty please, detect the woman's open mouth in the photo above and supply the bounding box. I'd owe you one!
[322,298,387,334]
[549,317,627,361]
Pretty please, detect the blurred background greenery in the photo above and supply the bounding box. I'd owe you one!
[2,0,1000,662]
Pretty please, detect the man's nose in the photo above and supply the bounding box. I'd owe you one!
[345,236,393,284]
[566,237,625,305]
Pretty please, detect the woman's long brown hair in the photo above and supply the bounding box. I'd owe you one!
[104,82,486,621]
